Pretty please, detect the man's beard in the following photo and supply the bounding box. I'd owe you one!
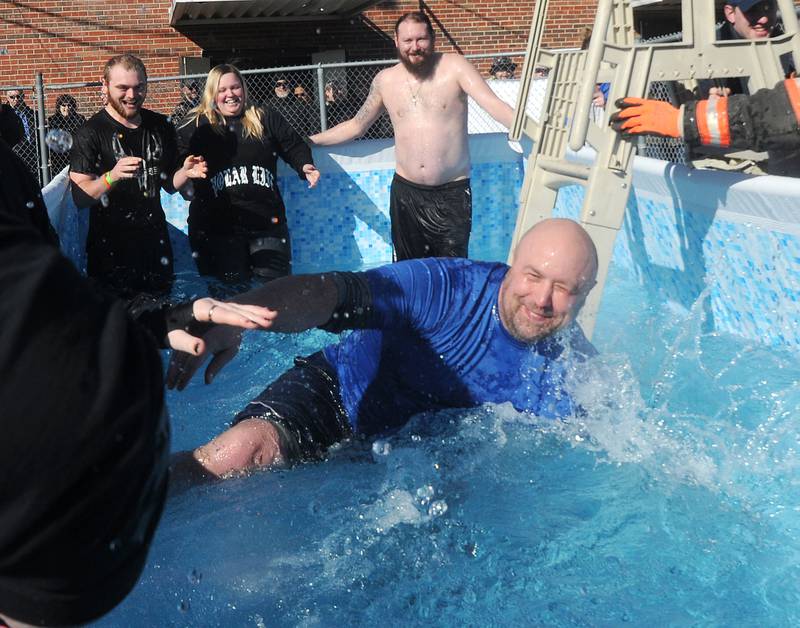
[398,48,436,78]
[108,94,141,120]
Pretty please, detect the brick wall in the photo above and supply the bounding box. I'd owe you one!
[0,0,200,112]
[1,0,601,113]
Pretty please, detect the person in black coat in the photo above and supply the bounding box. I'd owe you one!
[0,101,273,626]
[47,94,87,174]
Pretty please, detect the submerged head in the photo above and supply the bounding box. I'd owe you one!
[394,12,436,77]
[499,218,598,343]
[724,0,777,39]
[102,54,148,120]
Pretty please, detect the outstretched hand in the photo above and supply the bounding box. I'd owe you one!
[182,154,208,179]
[610,97,682,138]
[303,164,320,188]
[166,298,276,390]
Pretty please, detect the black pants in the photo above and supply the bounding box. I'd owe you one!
[86,224,174,298]
[389,173,472,261]
[189,229,291,284]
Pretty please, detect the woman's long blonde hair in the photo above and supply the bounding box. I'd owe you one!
[182,64,264,140]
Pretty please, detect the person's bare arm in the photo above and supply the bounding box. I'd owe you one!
[69,156,141,207]
[166,273,341,390]
[309,75,386,145]
[456,56,515,129]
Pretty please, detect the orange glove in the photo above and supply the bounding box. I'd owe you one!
[610,97,682,138]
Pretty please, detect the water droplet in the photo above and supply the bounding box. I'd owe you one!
[100,194,110,207]
[160,256,170,266]
[45,128,73,153]
[416,485,434,504]
[191,251,199,259]
[316,27,322,34]
[188,568,202,585]
[371,439,391,457]
[160,171,168,180]
[428,500,448,517]
[25,200,35,209]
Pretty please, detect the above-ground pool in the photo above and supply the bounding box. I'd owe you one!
[51,134,797,626]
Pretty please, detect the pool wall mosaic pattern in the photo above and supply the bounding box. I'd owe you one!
[52,135,800,350]
[161,134,524,268]
[554,156,800,349]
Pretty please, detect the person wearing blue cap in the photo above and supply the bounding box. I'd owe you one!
[722,0,778,41]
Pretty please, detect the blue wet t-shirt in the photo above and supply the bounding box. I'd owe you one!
[323,258,596,435]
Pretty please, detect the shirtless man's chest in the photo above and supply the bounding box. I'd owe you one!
[379,57,471,186]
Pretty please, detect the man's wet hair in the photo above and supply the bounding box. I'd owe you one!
[103,53,148,84]
[394,11,435,38]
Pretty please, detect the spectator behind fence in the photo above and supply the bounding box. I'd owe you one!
[69,53,207,300]
[47,94,86,174]
[177,64,319,286]
[5,89,38,178]
[0,114,274,627]
[324,80,349,127]
[171,79,200,127]
[269,76,294,120]
[489,56,516,80]
[310,11,514,262]
[290,83,320,136]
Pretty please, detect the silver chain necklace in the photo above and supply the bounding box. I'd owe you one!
[406,78,423,106]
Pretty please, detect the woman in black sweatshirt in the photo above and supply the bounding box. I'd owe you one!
[178,64,320,284]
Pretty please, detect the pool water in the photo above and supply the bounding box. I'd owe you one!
[94,263,800,627]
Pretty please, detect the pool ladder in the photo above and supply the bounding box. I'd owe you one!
[509,0,800,339]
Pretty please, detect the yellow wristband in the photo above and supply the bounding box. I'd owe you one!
[103,172,114,188]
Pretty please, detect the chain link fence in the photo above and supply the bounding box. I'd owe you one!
[2,52,527,187]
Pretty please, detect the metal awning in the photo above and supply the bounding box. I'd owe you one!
[170,0,382,26]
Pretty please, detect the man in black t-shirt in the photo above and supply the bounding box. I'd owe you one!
[70,54,207,298]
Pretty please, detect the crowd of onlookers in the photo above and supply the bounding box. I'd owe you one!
[3,73,382,183]
[3,58,525,184]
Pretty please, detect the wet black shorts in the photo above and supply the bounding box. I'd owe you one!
[232,352,352,461]
[389,173,472,261]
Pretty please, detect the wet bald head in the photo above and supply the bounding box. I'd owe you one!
[513,218,598,292]
[499,219,598,342]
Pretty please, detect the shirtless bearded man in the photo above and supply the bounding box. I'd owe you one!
[310,12,514,261]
